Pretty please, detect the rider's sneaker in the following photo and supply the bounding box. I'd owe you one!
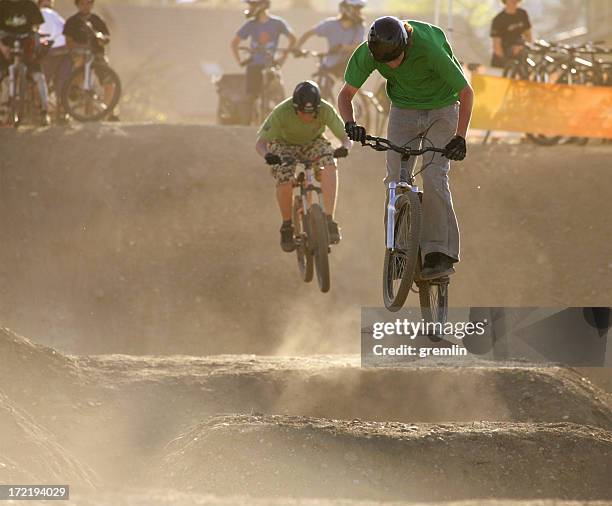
[327,214,342,244]
[40,111,51,126]
[420,252,456,280]
[56,113,70,125]
[327,215,341,244]
[280,221,296,253]
[107,113,120,122]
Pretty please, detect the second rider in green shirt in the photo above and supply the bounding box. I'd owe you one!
[256,81,352,252]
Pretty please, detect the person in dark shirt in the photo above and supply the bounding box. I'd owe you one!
[63,0,118,120]
[0,0,51,124]
[490,0,532,68]
[63,0,108,52]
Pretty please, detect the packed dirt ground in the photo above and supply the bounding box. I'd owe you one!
[0,124,610,505]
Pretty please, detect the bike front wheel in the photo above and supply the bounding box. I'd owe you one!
[8,65,28,127]
[293,196,313,283]
[383,191,421,311]
[308,203,330,293]
[62,64,121,122]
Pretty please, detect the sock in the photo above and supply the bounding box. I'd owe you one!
[282,219,292,227]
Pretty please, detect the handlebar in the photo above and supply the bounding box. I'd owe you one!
[283,152,347,165]
[268,151,347,167]
[293,46,342,59]
[238,46,291,55]
[361,135,447,157]
[523,39,612,57]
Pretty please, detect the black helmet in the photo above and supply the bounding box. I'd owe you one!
[367,16,410,63]
[292,81,321,113]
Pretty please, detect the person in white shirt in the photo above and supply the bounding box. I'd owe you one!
[38,0,71,122]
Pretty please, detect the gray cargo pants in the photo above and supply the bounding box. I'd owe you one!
[386,103,461,262]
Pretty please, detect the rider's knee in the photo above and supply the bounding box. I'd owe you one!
[322,163,337,173]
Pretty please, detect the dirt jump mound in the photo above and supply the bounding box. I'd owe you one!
[150,414,612,502]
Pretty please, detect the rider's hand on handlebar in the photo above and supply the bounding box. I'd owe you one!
[345,121,367,143]
[444,135,467,161]
[333,147,349,159]
[264,153,281,165]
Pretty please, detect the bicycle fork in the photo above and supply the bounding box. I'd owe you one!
[386,156,420,250]
[84,58,94,91]
[8,62,18,99]
[299,167,326,215]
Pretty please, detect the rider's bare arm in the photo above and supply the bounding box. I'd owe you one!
[337,82,360,124]
[456,85,474,138]
[255,137,269,158]
[277,31,297,66]
[230,35,242,66]
[492,37,503,58]
[295,28,316,51]
[523,29,533,43]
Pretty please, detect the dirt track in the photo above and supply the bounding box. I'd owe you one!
[0,327,611,504]
[0,124,611,505]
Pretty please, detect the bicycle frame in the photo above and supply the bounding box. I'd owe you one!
[72,48,95,92]
[361,136,445,251]
[295,161,326,216]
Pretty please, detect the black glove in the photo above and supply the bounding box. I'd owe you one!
[444,135,467,161]
[264,153,281,165]
[345,121,366,143]
[333,146,349,158]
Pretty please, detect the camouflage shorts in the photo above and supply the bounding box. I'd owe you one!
[268,137,336,186]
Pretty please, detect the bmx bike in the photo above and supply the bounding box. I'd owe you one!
[361,134,450,325]
[279,150,347,293]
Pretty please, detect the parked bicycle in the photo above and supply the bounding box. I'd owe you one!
[238,45,287,125]
[287,150,347,293]
[294,48,387,135]
[1,31,51,127]
[61,22,121,122]
[360,134,449,322]
[503,39,612,146]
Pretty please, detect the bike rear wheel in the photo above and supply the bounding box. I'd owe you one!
[383,191,421,311]
[417,276,450,341]
[292,196,313,283]
[62,64,121,122]
[309,203,330,293]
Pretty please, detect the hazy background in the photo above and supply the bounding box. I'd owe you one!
[49,0,610,122]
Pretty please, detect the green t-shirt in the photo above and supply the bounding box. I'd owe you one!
[257,98,347,145]
[344,20,468,110]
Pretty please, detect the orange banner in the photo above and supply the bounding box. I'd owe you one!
[471,74,612,139]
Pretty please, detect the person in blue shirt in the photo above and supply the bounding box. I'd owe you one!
[294,0,366,83]
[231,0,296,110]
